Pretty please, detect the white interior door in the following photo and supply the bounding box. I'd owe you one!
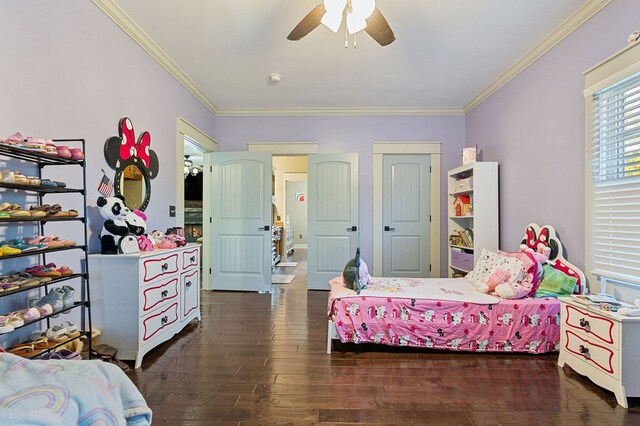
[382,154,431,277]
[307,154,358,290]
[209,152,272,292]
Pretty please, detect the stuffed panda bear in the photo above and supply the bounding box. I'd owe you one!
[97,195,138,254]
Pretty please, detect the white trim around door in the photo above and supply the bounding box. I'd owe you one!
[176,117,217,290]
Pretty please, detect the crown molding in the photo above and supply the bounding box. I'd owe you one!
[91,0,219,115]
[215,107,465,117]
[94,0,610,118]
[464,0,612,113]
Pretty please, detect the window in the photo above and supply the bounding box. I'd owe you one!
[586,45,640,288]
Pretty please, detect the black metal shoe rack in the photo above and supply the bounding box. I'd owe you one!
[0,140,92,359]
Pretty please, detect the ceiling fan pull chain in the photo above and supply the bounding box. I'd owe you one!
[345,22,349,48]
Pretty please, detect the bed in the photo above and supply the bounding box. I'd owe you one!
[327,223,586,354]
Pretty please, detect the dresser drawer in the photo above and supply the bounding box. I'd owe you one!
[141,277,179,314]
[563,329,619,379]
[141,302,179,342]
[563,304,619,348]
[181,247,200,271]
[142,252,179,283]
[181,269,200,321]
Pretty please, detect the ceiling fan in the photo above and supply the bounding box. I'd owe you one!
[287,0,395,47]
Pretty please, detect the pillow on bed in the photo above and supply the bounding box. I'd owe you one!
[534,264,578,297]
[465,248,502,290]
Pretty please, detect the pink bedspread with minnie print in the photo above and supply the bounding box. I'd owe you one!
[328,277,561,353]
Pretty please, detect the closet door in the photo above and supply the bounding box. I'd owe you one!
[307,154,358,290]
[209,152,272,292]
[382,154,431,277]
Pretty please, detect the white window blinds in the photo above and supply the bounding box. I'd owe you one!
[591,71,640,285]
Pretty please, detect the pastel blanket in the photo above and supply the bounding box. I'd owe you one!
[329,276,501,305]
[0,353,152,425]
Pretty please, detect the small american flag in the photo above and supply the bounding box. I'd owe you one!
[98,171,113,197]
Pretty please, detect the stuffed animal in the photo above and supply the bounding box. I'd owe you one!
[151,230,176,249]
[97,195,132,254]
[342,248,371,294]
[478,270,511,294]
[494,245,550,299]
[125,209,154,251]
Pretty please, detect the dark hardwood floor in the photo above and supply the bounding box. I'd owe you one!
[126,249,640,425]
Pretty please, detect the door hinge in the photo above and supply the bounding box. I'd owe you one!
[430,166,432,173]
[429,215,431,222]
[210,166,212,172]
[209,268,212,274]
[429,264,432,272]
[209,217,212,223]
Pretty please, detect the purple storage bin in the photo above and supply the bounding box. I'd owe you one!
[451,250,474,272]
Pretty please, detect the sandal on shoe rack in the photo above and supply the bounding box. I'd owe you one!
[0,202,30,219]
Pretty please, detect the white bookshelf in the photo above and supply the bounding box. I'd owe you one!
[447,162,499,277]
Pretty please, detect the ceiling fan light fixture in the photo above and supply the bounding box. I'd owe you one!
[347,0,375,33]
[321,0,346,33]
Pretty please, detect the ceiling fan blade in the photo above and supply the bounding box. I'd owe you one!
[287,4,326,41]
[364,7,395,46]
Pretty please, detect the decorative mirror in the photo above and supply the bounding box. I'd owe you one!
[104,117,159,210]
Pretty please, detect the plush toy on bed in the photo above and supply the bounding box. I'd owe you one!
[493,245,550,299]
[342,247,371,294]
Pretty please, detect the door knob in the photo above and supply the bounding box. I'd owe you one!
[384,226,396,231]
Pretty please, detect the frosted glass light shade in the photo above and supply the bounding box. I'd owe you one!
[347,0,375,34]
[321,0,347,33]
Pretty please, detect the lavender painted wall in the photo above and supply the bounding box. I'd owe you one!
[214,115,466,274]
[466,0,640,274]
[0,0,216,253]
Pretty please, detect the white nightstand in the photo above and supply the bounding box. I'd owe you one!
[558,297,640,408]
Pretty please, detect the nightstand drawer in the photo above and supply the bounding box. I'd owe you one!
[563,329,619,379]
[563,304,619,348]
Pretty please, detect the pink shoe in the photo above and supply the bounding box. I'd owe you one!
[1,132,26,145]
[56,145,71,158]
[35,303,54,316]
[70,148,84,161]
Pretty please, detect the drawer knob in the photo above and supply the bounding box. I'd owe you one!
[162,263,169,271]
[578,345,590,358]
[186,280,192,287]
[190,256,196,263]
[161,290,168,298]
[161,315,168,324]
[579,318,590,329]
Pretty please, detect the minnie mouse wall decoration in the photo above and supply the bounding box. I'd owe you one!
[104,117,159,211]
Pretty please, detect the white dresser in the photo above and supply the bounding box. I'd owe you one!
[558,297,640,408]
[89,244,201,368]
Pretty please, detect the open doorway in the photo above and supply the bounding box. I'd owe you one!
[271,156,307,287]
[184,137,204,243]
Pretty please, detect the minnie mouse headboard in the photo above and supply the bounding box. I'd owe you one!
[520,223,587,294]
[104,117,159,211]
